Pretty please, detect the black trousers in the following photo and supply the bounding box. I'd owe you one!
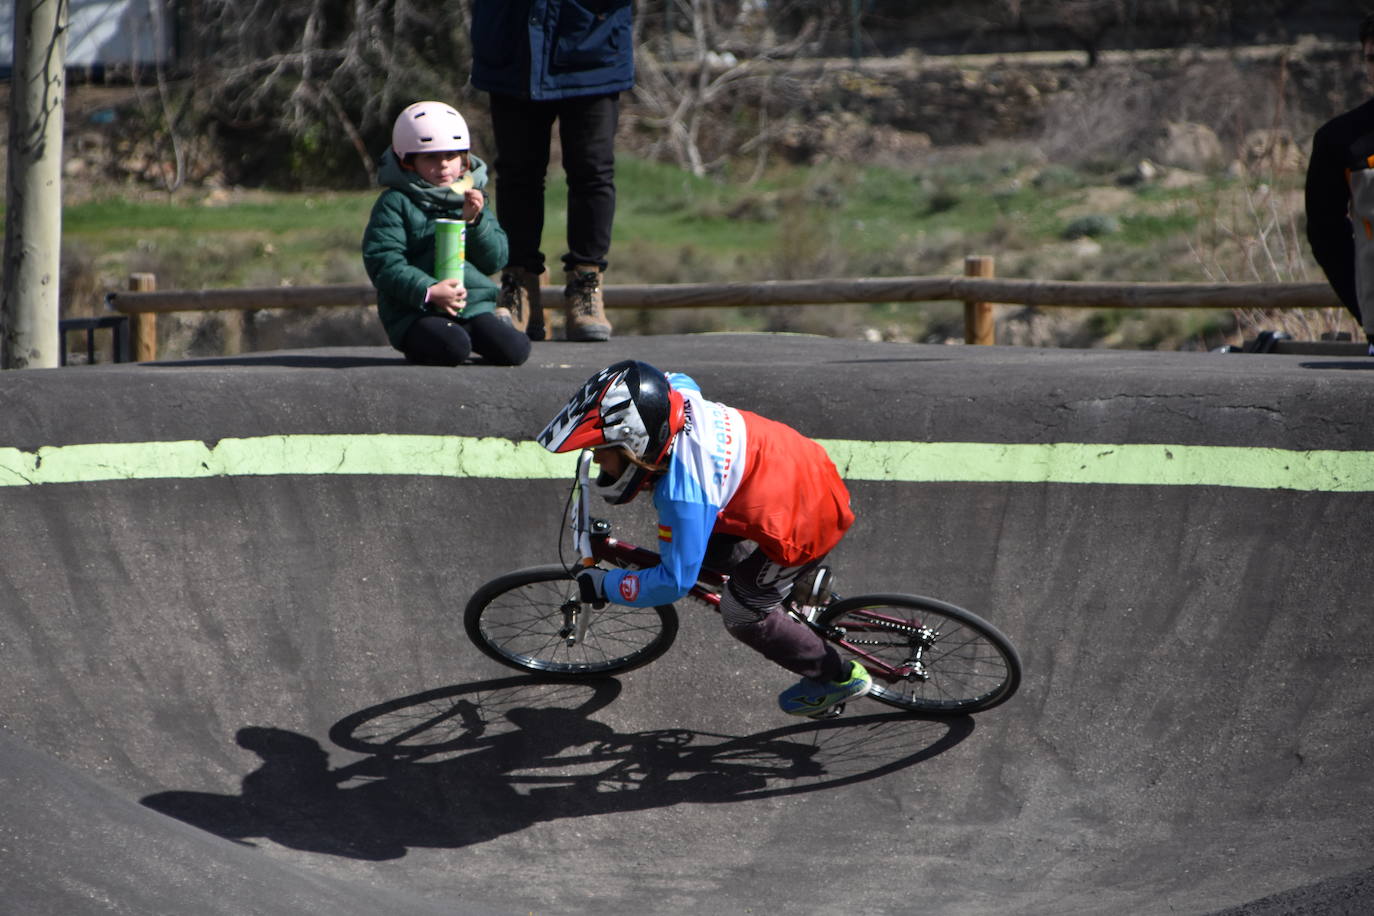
[488,92,620,274]
[400,312,531,367]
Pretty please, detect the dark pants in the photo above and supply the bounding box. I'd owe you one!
[400,312,531,367]
[488,92,620,274]
[707,534,846,683]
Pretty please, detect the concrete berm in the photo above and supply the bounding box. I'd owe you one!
[2,334,1372,915]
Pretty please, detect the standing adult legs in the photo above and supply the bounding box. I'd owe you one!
[555,93,619,341]
[488,94,558,275]
[557,93,620,271]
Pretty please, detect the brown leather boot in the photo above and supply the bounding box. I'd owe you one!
[498,266,544,339]
[563,264,612,342]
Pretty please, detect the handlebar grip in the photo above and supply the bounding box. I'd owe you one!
[577,570,607,609]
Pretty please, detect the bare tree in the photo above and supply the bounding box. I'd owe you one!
[632,0,844,178]
[126,0,1315,190]
[178,0,473,185]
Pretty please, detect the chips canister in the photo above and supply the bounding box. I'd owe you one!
[435,218,466,286]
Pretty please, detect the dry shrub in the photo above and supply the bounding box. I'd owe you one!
[1040,55,1299,170]
[59,243,107,320]
[1040,67,1165,167]
[1189,158,1360,345]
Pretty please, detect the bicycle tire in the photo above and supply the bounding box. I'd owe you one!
[818,593,1021,715]
[464,565,679,676]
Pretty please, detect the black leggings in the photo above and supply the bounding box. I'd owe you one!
[400,312,531,367]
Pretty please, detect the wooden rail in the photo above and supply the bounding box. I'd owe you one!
[105,260,1346,362]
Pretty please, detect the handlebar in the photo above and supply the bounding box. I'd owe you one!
[566,449,728,613]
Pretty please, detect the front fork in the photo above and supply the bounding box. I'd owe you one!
[558,598,588,647]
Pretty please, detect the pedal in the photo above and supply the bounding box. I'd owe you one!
[808,702,845,720]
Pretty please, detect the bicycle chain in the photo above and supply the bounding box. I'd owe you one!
[831,618,930,644]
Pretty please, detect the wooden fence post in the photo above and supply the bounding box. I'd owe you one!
[128,273,157,362]
[963,255,996,345]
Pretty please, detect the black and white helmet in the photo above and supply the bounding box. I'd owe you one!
[537,360,684,504]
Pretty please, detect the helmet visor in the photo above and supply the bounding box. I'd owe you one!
[538,364,647,455]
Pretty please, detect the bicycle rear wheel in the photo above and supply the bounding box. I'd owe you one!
[818,594,1021,714]
[464,565,679,675]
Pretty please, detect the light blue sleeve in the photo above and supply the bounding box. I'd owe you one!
[666,371,699,394]
[601,454,719,607]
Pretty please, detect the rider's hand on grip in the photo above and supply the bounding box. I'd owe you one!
[577,567,609,608]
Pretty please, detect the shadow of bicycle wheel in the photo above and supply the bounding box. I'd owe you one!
[328,674,625,759]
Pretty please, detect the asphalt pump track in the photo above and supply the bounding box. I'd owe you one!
[2,335,1372,915]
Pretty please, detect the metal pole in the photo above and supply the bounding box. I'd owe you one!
[2,0,68,370]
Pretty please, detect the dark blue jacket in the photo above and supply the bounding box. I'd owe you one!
[470,0,634,100]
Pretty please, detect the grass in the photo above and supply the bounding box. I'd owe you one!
[41,141,1359,356]
[67,193,372,235]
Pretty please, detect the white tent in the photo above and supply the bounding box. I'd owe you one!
[0,0,174,69]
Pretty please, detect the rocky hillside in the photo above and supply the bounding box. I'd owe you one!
[21,38,1362,197]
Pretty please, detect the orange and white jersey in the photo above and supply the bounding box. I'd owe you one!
[600,373,853,608]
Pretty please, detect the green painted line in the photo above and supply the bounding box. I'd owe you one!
[0,434,1371,492]
[817,440,1374,492]
[0,435,576,487]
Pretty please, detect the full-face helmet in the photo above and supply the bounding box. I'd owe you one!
[538,360,685,504]
[391,101,470,158]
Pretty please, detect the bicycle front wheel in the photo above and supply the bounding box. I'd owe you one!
[818,594,1021,715]
[464,565,679,676]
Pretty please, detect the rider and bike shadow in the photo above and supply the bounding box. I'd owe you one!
[141,674,974,861]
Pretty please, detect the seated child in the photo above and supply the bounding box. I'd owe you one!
[362,100,531,366]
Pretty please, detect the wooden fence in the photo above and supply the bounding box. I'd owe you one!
[103,256,1348,362]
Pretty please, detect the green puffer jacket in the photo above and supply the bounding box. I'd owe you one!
[361,149,510,348]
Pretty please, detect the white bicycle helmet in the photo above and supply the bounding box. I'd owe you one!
[538,360,685,504]
[391,101,470,158]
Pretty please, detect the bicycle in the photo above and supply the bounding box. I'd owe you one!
[464,451,1022,717]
